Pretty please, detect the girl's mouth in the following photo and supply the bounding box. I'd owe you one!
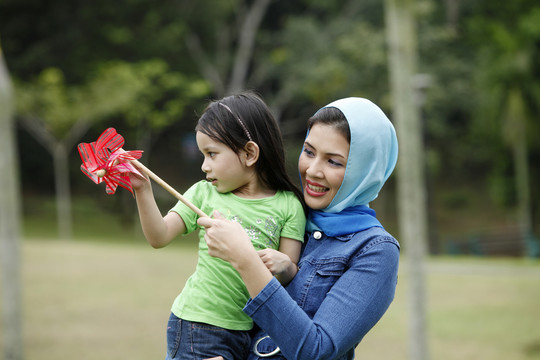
[305,179,329,197]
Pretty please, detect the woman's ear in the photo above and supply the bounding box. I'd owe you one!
[243,141,260,167]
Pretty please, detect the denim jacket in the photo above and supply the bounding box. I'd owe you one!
[244,227,400,360]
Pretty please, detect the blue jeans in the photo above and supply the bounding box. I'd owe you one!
[165,313,251,360]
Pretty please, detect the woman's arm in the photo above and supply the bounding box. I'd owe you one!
[246,241,400,360]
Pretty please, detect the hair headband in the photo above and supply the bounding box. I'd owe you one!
[218,102,253,142]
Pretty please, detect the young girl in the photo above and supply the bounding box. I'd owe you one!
[199,97,400,359]
[130,92,306,360]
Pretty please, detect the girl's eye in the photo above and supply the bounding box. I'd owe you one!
[303,148,314,157]
[208,152,216,158]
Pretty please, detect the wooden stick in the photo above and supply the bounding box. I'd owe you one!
[131,159,207,218]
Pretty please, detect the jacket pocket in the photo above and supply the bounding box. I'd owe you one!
[316,261,347,277]
[301,260,347,317]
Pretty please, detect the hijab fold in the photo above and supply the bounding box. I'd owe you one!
[306,205,382,237]
[305,98,398,236]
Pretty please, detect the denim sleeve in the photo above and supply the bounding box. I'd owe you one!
[244,240,400,360]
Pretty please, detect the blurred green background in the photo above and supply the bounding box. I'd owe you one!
[1,0,540,358]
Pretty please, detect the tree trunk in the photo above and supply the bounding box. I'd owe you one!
[384,1,430,360]
[0,48,24,360]
[53,142,72,240]
[227,0,272,94]
[505,88,532,241]
[185,0,272,97]
[19,116,90,240]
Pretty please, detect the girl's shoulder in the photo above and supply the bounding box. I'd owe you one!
[186,179,212,193]
[276,189,298,199]
[275,189,304,207]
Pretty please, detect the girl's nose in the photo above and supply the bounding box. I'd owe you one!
[201,159,210,173]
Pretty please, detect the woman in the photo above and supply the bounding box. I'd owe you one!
[198,97,400,359]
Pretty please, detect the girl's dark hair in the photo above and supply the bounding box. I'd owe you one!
[196,91,306,214]
[307,107,351,143]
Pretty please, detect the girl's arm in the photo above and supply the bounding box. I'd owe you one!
[258,237,301,285]
[131,173,186,248]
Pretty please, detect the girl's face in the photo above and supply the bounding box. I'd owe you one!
[298,123,349,210]
[196,131,249,194]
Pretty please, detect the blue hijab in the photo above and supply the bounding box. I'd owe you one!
[305,98,399,237]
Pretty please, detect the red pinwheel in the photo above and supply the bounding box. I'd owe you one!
[78,128,207,217]
[78,128,145,195]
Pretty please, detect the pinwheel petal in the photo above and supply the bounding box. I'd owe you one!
[80,164,102,184]
[96,128,125,161]
[114,164,138,178]
[116,174,135,194]
[78,142,103,172]
[118,150,143,162]
[102,172,134,195]
[103,174,120,194]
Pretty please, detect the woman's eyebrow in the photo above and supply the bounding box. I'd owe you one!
[304,140,315,149]
[304,141,346,159]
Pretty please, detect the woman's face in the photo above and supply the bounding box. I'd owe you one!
[298,123,349,210]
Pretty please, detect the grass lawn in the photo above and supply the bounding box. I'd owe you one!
[359,257,540,360]
[1,238,540,359]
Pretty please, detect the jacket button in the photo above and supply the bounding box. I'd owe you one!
[313,231,322,240]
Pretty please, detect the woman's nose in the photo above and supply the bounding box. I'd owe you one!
[305,159,323,178]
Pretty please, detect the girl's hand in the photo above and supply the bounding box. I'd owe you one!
[198,211,274,298]
[197,211,257,265]
[128,169,150,192]
[257,249,293,276]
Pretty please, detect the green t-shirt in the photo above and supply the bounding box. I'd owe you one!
[169,180,306,330]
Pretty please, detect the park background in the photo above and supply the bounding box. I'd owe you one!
[1,0,539,359]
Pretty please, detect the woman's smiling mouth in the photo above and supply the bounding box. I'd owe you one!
[305,179,329,197]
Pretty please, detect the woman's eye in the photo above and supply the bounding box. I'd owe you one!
[303,148,314,156]
[329,159,343,167]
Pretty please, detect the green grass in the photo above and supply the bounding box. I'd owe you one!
[7,195,540,359]
[1,239,539,360]
[358,257,540,360]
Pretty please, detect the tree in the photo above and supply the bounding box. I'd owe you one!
[385,0,429,360]
[183,0,273,97]
[15,59,211,239]
[471,5,540,240]
[0,44,23,360]
[15,62,150,239]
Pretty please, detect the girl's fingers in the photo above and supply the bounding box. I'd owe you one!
[197,210,225,228]
[197,216,213,228]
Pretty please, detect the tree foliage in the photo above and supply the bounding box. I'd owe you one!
[0,0,539,237]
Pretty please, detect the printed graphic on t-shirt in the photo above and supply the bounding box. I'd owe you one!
[228,211,281,250]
